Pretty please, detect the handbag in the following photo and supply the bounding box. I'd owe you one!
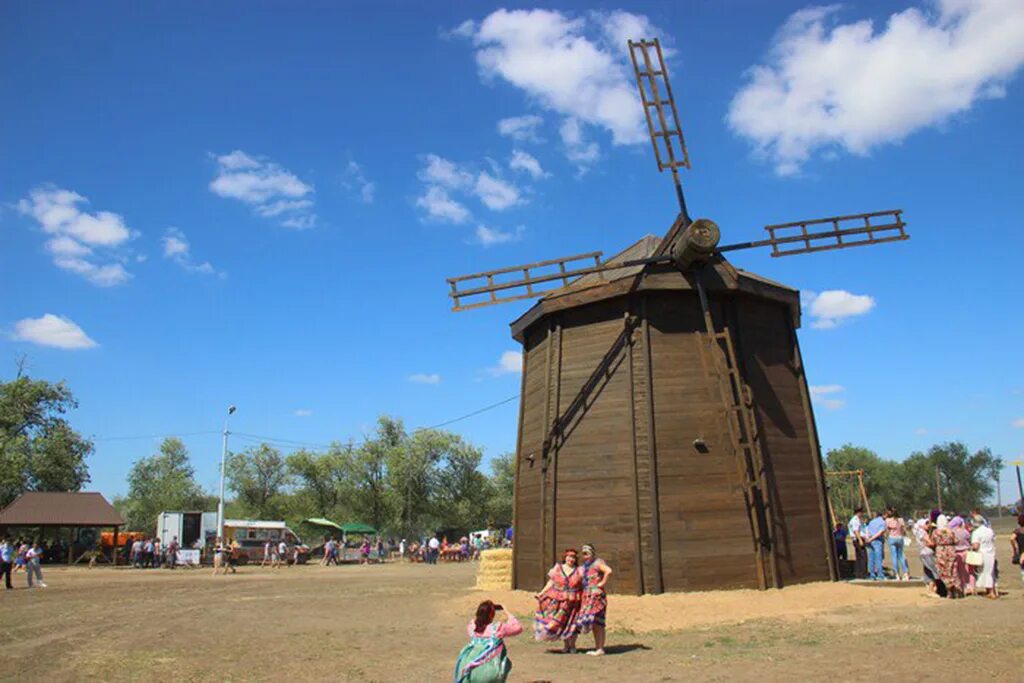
[965,550,983,566]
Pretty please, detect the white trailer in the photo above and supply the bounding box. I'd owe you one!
[156,511,218,549]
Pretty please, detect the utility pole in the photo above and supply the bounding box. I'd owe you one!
[1013,460,1024,512]
[935,465,943,511]
[217,405,237,542]
[996,468,1002,518]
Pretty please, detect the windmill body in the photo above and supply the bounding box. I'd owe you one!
[508,238,832,594]
[445,38,909,594]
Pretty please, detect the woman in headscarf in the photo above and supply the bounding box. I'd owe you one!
[913,518,939,595]
[534,548,583,653]
[931,515,962,598]
[455,600,522,682]
[970,520,998,599]
[949,516,973,594]
[577,544,613,656]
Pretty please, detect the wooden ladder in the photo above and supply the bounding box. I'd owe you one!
[700,326,778,589]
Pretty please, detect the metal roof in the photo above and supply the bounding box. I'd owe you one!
[0,492,125,527]
[224,519,287,529]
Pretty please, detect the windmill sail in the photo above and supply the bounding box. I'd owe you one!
[718,209,907,257]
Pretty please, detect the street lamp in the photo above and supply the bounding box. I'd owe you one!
[217,405,236,541]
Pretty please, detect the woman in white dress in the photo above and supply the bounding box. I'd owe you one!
[970,523,998,599]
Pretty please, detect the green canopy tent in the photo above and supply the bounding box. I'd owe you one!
[302,517,343,532]
[339,522,376,535]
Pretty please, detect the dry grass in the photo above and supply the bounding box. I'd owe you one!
[0,552,1021,682]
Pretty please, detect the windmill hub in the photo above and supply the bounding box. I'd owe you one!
[670,217,721,270]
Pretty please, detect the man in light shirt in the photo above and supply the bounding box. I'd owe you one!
[0,537,13,590]
[848,507,866,580]
[863,511,888,581]
[428,536,440,565]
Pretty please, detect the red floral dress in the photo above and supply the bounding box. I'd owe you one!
[932,528,960,590]
[576,560,608,634]
[534,564,582,641]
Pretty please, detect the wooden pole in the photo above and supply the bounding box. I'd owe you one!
[112,526,119,567]
[1012,460,1024,507]
[857,470,872,517]
[935,465,943,511]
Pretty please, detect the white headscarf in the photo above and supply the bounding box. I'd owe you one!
[936,514,949,529]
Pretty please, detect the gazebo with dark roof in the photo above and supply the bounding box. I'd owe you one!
[0,492,125,564]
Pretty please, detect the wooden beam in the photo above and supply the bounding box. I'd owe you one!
[626,305,644,595]
[511,340,528,589]
[793,330,839,582]
[641,298,664,594]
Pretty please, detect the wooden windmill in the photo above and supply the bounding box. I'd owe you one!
[446,39,909,594]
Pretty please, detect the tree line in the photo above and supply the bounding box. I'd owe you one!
[114,416,515,537]
[824,442,1003,522]
[2,370,1012,538]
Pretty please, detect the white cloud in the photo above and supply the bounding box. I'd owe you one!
[162,228,221,277]
[18,186,136,286]
[256,199,314,218]
[342,160,376,203]
[294,409,313,417]
[474,172,522,210]
[45,235,92,257]
[914,427,928,435]
[408,373,442,385]
[419,154,474,190]
[415,155,526,226]
[802,290,875,329]
[10,314,97,350]
[1012,418,1024,429]
[487,350,523,376]
[498,114,545,141]
[52,258,131,287]
[809,384,845,410]
[509,149,548,179]
[476,225,525,247]
[456,9,663,163]
[416,186,472,224]
[209,150,316,228]
[728,1,1024,175]
[281,215,317,230]
[560,117,601,170]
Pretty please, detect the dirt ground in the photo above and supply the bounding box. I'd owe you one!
[1,532,1021,682]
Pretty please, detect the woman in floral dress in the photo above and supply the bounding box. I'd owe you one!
[534,548,583,652]
[931,516,962,598]
[576,544,613,656]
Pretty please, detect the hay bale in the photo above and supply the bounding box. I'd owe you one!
[474,549,513,590]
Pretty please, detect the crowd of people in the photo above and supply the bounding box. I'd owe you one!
[311,529,511,567]
[0,537,47,589]
[837,506,1022,599]
[454,543,612,682]
[127,535,185,569]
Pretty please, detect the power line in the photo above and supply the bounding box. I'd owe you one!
[91,430,220,442]
[232,432,334,450]
[418,394,519,431]
[89,393,521,450]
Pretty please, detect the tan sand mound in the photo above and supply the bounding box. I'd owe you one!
[458,580,939,633]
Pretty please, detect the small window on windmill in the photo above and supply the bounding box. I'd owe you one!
[693,438,710,454]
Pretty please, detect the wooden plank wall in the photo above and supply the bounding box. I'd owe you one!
[514,288,832,593]
[513,325,549,590]
[732,296,833,585]
[646,292,762,591]
[632,305,660,594]
[550,303,641,594]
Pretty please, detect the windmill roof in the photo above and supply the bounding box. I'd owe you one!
[0,492,125,527]
[510,232,802,342]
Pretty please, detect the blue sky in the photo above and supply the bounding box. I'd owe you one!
[3,1,1024,505]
